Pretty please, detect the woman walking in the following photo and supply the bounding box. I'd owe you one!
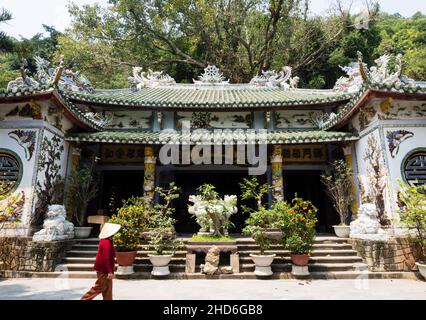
[81,223,121,300]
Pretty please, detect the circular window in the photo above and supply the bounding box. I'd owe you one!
[402,149,426,187]
[0,150,22,196]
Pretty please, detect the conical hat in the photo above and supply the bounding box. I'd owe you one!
[99,223,121,239]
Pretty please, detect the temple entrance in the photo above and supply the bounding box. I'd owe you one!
[171,169,262,234]
[283,170,339,233]
[96,170,145,215]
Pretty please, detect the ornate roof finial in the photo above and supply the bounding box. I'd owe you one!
[193,65,229,85]
[53,55,65,86]
[250,66,298,89]
[129,68,176,89]
[357,51,369,82]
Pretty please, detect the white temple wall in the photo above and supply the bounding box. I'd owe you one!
[352,97,426,222]
[0,100,72,235]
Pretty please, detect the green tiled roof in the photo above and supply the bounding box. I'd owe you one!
[319,82,426,130]
[62,86,354,109]
[65,130,358,145]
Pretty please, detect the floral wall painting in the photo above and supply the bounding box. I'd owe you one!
[386,130,414,158]
[275,110,323,129]
[176,112,252,129]
[8,130,37,161]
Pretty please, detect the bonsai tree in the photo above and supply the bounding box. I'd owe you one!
[188,184,237,237]
[321,159,354,225]
[109,197,149,252]
[147,183,181,255]
[239,176,270,214]
[398,182,426,263]
[66,162,98,227]
[242,207,281,254]
[281,195,318,256]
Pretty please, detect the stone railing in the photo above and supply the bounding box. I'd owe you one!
[0,237,74,272]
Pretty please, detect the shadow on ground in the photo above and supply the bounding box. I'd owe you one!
[0,281,83,300]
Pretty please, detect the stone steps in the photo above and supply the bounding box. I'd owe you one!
[1,270,421,280]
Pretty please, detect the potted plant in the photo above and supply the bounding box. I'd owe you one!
[321,159,354,238]
[243,207,280,276]
[398,182,426,279]
[66,162,98,238]
[188,184,237,237]
[147,183,181,276]
[281,195,318,267]
[109,197,148,275]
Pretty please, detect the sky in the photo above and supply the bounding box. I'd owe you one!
[0,0,425,39]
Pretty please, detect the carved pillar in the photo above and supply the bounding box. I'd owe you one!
[143,146,156,202]
[71,146,81,171]
[271,145,284,202]
[343,144,359,216]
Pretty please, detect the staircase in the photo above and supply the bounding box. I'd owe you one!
[21,234,416,280]
[55,235,386,279]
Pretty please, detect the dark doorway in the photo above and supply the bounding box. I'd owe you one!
[284,171,338,233]
[172,170,261,234]
[97,170,145,215]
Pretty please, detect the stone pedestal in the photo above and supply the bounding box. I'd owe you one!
[185,253,196,273]
[231,254,240,273]
[152,265,170,276]
[116,265,134,275]
[291,265,310,276]
[254,266,273,277]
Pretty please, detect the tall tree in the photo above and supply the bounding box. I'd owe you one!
[0,8,13,52]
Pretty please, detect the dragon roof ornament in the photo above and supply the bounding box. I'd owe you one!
[6,56,94,93]
[250,66,299,89]
[193,65,229,85]
[128,67,176,89]
[334,51,416,93]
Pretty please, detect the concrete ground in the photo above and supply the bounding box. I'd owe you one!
[0,278,425,300]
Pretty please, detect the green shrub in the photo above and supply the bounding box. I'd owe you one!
[398,182,426,262]
[279,195,318,255]
[109,196,149,252]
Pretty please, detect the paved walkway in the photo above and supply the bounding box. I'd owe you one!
[0,278,425,300]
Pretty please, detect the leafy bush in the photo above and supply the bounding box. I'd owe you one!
[398,182,426,262]
[147,183,181,255]
[66,163,98,226]
[321,159,354,225]
[109,196,149,252]
[279,195,318,255]
[242,207,282,255]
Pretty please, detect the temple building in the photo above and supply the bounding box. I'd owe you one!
[1,53,425,236]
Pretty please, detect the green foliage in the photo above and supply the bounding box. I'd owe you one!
[398,182,426,262]
[146,183,181,255]
[242,207,282,254]
[66,162,99,227]
[0,182,21,231]
[109,196,149,251]
[239,176,270,214]
[189,234,236,242]
[321,159,354,225]
[1,3,425,89]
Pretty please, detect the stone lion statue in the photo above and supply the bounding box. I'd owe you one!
[33,205,74,241]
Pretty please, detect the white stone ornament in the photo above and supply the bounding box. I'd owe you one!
[193,65,229,85]
[33,205,74,241]
[250,66,299,89]
[128,67,176,89]
[349,203,386,240]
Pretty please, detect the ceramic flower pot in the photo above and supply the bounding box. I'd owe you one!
[116,251,137,266]
[148,254,173,276]
[249,254,276,276]
[290,253,310,266]
[333,225,350,238]
[416,262,426,280]
[74,226,93,239]
[116,251,137,275]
